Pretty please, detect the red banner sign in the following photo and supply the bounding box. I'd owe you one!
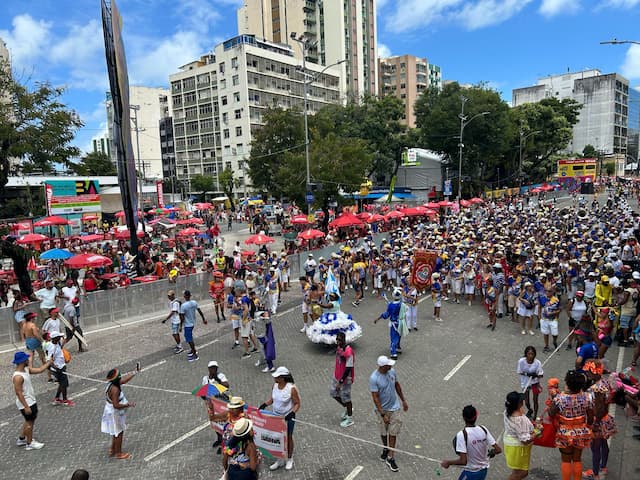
[156,180,164,208]
[411,249,438,290]
[45,184,53,215]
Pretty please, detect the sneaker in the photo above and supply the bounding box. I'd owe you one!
[52,398,64,406]
[25,440,44,450]
[174,346,184,354]
[529,330,535,336]
[521,330,526,335]
[386,457,399,472]
[434,317,443,322]
[188,354,199,362]
[341,409,348,421]
[232,341,240,349]
[351,302,359,307]
[269,459,285,471]
[269,367,276,372]
[16,437,27,447]
[261,366,271,373]
[414,327,418,331]
[300,326,307,332]
[553,342,558,349]
[543,346,551,353]
[250,347,258,353]
[390,355,398,360]
[285,458,294,470]
[380,448,389,461]
[340,416,354,428]
[582,470,597,479]
[241,353,251,359]
[62,399,75,407]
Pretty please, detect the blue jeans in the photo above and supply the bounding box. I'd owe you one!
[389,326,400,356]
[458,468,488,480]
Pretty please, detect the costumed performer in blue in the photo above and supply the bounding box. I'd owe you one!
[374,288,409,360]
[306,270,363,344]
[254,310,276,373]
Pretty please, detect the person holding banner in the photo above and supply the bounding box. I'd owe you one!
[223,418,259,480]
[259,367,300,471]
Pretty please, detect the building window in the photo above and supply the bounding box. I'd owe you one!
[199,104,212,115]
[220,79,226,89]
[223,129,230,139]
[235,109,242,119]
[225,161,232,170]
[236,126,242,136]
[219,62,225,74]
[222,112,228,123]
[232,75,239,86]
[221,96,228,106]
[234,92,241,102]
[231,57,238,69]
[400,83,406,89]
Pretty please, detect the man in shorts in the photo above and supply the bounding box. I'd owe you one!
[369,355,409,472]
[162,290,183,354]
[330,332,355,427]
[13,351,52,450]
[180,290,207,362]
[540,288,560,353]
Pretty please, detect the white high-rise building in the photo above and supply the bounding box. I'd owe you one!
[237,0,376,99]
[169,35,342,194]
[512,69,629,156]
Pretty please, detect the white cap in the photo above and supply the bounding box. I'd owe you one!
[308,253,314,257]
[49,331,64,339]
[633,271,640,280]
[207,361,219,368]
[272,366,290,378]
[377,355,396,367]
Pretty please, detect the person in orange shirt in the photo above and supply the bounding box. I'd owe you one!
[209,272,226,323]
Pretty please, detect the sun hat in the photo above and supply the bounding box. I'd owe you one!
[12,351,30,365]
[272,366,290,378]
[377,355,396,367]
[227,396,245,409]
[232,417,253,437]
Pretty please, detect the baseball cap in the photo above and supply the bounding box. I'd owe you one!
[377,355,396,367]
[207,361,219,368]
[12,351,30,365]
[272,366,290,377]
[49,331,64,340]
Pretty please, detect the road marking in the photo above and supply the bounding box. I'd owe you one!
[200,338,220,348]
[0,421,9,427]
[144,421,210,462]
[74,387,97,399]
[141,360,166,372]
[443,355,472,381]
[344,465,363,480]
[609,346,626,421]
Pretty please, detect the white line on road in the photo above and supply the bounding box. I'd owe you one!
[344,465,363,480]
[144,421,210,462]
[73,387,98,399]
[444,355,472,381]
[200,338,219,349]
[141,360,167,372]
[609,346,626,422]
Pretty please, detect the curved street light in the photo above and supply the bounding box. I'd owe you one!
[457,96,489,202]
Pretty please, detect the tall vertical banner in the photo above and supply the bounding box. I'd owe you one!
[101,0,140,257]
[156,180,164,208]
[45,184,53,216]
[410,249,438,290]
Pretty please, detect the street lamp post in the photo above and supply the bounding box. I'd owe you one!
[290,32,345,214]
[457,96,489,203]
[518,129,541,186]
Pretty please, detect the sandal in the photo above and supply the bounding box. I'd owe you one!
[115,453,132,460]
[632,362,637,367]
[108,448,114,456]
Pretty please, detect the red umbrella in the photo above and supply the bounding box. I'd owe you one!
[459,199,472,208]
[114,229,145,240]
[470,197,484,204]
[80,234,104,243]
[65,253,113,269]
[245,232,275,245]
[384,210,404,220]
[328,212,363,228]
[297,229,326,240]
[438,200,454,207]
[290,214,311,225]
[365,213,386,223]
[33,215,70,227]
[425,202,440,209]
[16,233,48,244]
[178,227,200,236]
[81,215,99,221]
[194,202,213,210]
[115,210,143,218]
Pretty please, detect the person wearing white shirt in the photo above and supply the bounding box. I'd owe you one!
[46,332,74,406]
[35,279,58,315]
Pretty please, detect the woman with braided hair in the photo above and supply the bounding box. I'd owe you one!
[101,367,138,459]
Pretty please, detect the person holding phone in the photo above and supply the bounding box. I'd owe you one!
[101,365,139,459]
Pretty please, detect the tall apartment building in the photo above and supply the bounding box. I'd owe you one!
[0,37,9,69]
[378,54,442,128]
[92,135,111,157]
[105,86,170,180]
[158,93,177,190]
[169,34,341,194]
[512,69,629,156]
[237,0,376,99]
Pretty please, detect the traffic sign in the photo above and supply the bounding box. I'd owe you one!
[305,193,314,204]
[444,180,452,196]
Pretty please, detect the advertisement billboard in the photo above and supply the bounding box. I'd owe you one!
[44,179,101,214]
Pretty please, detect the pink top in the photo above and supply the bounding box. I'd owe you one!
[334,345,355,382]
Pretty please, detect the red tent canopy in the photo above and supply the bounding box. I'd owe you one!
[33,215,71,227]
[438,200,454,207]
[425,202,440,209]
[384,210,404,220]
[178,227,200,236]
[16,233,48,244]
[245,233,275,245]
[470,197,484,204]
[297,229,326,240]
[65,253,113,269]
[79,234,105,243]
[114,229,145,240]
[365,213,386,223]
[290,214,311,225]
[459,199,472,207]
[329,212,363,228]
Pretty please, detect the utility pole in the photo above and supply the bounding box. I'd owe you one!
[457,96,489,203]
[130,104,145,230]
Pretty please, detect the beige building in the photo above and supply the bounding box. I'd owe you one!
[378,54,442,128]
[0,37,9,69]
[237,0,377,99]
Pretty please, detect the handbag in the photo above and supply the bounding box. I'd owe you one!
[532,409,556,448]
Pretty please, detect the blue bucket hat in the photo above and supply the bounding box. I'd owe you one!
[12,351,30,365]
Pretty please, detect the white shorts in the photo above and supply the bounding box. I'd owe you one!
[464,284,475,295]
[231,316,241,329]
[540,319,558,336]
[302,302,309,314]
[453,280,463,295]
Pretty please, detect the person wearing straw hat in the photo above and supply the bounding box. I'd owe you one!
[223,417,259,480]
[12,351,52,450]
[101,366,138,459]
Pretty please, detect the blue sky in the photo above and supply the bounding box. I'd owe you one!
[2,0,640,156]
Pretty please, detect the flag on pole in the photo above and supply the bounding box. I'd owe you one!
[325,269,341,304]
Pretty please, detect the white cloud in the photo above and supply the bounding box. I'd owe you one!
[378,42,392,58]
[539,0,582,16]
[385,0,533,32]
[0,14,51,67]
[600,0,640,7]
[50,20,103,64]
[621,44,640,80]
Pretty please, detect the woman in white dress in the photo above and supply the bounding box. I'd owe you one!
[101,367,137,459]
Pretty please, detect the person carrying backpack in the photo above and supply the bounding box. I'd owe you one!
[441,405,502,480]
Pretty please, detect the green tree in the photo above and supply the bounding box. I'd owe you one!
[0,238,35,298]
[67,151,117,176]
[414,82,513,196]
[219,167,236,210]
[190,174,215,200]
[582,144,597,158]
[510,97,582,183]
[0,64,83,185]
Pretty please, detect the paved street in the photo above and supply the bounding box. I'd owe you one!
[1,278,638,479]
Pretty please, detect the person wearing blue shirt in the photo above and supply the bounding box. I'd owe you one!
[369,355,408,473]
[374,290,403,360]
[180,290,207,362]
[574,329,598,370]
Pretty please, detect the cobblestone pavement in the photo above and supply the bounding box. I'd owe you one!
[1,207,638,479]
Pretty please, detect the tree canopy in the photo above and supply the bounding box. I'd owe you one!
[67,151,117,176]
[0,64,83,187]
[190,174,215,200]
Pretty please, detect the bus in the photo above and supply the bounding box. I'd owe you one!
[557,158,597,184]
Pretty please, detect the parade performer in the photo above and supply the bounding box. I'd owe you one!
[374,289,408,360]
[306,271,362,344]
